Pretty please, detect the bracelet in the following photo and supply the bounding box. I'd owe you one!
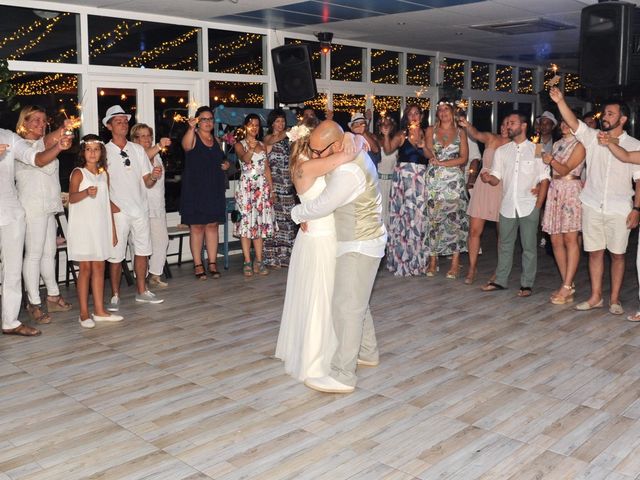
[633,206,640,212]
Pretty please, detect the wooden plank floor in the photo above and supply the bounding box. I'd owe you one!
[3,231,640,479]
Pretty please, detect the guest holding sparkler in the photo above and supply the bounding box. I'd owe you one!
[180,106,230,280]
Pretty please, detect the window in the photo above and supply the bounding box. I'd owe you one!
[331,45,363,82]
[88,16,200,70]
[371,49,400,84]
[518,68,534,94]
[495,65,513,92]
[209,29,264,75]
[284,38,322,79]
[472,100,493,135]
[0,6,79,63]
[498,101,514,126]
[332,93,366,129]
[209,82,264,109]
[372,96,401,127]
[406,53,431,86]
[442,57,465,89]
[564,73,583,97]
[471,62,490,91]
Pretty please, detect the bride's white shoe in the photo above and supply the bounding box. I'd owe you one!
[304,376,354,393]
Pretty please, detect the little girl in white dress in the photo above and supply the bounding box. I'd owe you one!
[67,134,122,328]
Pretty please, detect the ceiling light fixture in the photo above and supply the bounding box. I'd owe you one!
[316,32,333,55]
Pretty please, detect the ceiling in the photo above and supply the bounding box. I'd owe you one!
[42,0,640,69]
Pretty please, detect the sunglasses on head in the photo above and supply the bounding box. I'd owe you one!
[310,141,335,157]
[120,150,130,166]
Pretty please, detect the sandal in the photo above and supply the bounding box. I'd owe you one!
[481,281,506,292]
[254,261,269,276]
[2,324,41,336]
[550,285,574,305]
[209,262,221,279]
[26,303,51,325]
[243,261,253,277]
[517,286,533,298]
[47,295,72,312]
[194,264,208,280]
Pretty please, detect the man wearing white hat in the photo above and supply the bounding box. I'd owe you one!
[348,111,380,167]
[539,111,557,154]
[103,105,164,311]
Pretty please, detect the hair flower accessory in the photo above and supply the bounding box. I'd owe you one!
[286,124,311,143]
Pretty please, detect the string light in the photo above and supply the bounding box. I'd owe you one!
[443,58,465,89]
[495,65,513,92]
[406,54,432,86]
[517,68,534,94]
[122,28,199,68]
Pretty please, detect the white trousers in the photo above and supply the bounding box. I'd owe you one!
[1,219,26,330]
[148,215,169,276]
[23,213,59,305]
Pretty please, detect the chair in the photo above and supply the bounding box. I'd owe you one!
[55,212,78,286]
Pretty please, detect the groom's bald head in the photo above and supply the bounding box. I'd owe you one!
[309,120,343,158]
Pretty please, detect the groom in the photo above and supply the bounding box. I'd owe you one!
[291,120,387,393]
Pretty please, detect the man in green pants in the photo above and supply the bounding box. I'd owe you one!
[480,111,550,297]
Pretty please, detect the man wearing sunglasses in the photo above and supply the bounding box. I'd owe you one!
[291,120,386,394]
[103,105,164,312]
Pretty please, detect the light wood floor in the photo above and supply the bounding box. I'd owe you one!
[3,233,640,480]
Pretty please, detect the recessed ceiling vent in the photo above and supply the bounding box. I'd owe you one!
[470,18,575,35]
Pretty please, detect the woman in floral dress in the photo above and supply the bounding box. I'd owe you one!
[424,99,469,279]
[263,108,295,268]
[541,117,586,305]
[233,113,276,276]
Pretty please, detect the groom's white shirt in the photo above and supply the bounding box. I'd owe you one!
[290,162,387,258]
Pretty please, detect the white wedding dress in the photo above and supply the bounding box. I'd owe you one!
[275,176,338,381]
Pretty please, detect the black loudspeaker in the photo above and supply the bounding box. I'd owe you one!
[579,2,640,88]
[271,45,317,104]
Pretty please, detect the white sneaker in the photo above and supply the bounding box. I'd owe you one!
[304,376,354,393]
[107,295,120,312]
[92,313,124,322]
[79,317,95,329]
[135,290,164,304]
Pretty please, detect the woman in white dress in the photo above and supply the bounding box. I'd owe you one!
[275,122,366,381]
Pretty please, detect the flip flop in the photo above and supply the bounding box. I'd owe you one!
[517,287,532,297]
[627,312,640,322]
[481,281,506,292]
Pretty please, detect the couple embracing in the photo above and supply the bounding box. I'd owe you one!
[275,120,386,393]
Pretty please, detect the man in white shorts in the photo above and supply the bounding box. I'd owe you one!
[103,105,164,311]
[550,88,640,315]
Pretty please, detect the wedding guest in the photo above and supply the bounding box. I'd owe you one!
[180,106,230,280]
[349,110,381,168]
[538,111,558,154]
[67,135,122,328]
[14,105,74,324]
[376,116,398,230]
[583,111,598,129]
[234,113,276,276]
[263,108,295,268]
[481,111,550,296]
[541,116,586,305]
[384,104,430,276]
[458,116,510,284]
[1,125,71,336]
[131,123,171,288]
[550,87,640,315]
[424,99,469,278]
[103,105,164,311]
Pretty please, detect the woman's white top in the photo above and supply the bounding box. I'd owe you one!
[146,153,166,218]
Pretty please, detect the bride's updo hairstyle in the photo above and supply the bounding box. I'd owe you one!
[288,117,315,177]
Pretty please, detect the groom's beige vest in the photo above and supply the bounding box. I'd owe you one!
[328,151,385,242]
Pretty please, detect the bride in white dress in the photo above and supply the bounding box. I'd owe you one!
[275,123,366,381]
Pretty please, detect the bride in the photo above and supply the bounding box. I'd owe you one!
[275,121,366,381]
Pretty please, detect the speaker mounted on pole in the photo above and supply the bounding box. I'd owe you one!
[271,44,317,104]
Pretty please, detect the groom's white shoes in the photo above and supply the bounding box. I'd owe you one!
[304,376,354,393]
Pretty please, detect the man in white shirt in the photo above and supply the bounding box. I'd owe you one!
[480,111,550,296]
[291,120,386,393]
[550,87,640,315]
[103,105,164,311]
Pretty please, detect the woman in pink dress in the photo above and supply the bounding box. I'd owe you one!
[458,117,510,284]
[541,118,586,305]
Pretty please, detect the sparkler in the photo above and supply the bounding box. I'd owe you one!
[548,64,561,88]
[531,134,542,157]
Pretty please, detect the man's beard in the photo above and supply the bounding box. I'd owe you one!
[507,127,521,139]
[601,119,620,132]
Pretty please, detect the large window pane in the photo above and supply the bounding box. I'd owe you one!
[495,65,513,92]
[4,71,79,189]
[209,82,264,109]
[331,45,363,82]
[373,96,401,127]
[406,53,431,86]
[332,93,366,129]
[472,100,493,135]
[518,68,534,94]
[0,6,79,63]
[471,62,490,91]
[284,38,322,79]
[89,16,199,71]
[498,101,514,127]
[371,49,399,84]
[564,73,584,97]
[443,57,465,89]
[209,29,264,75]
